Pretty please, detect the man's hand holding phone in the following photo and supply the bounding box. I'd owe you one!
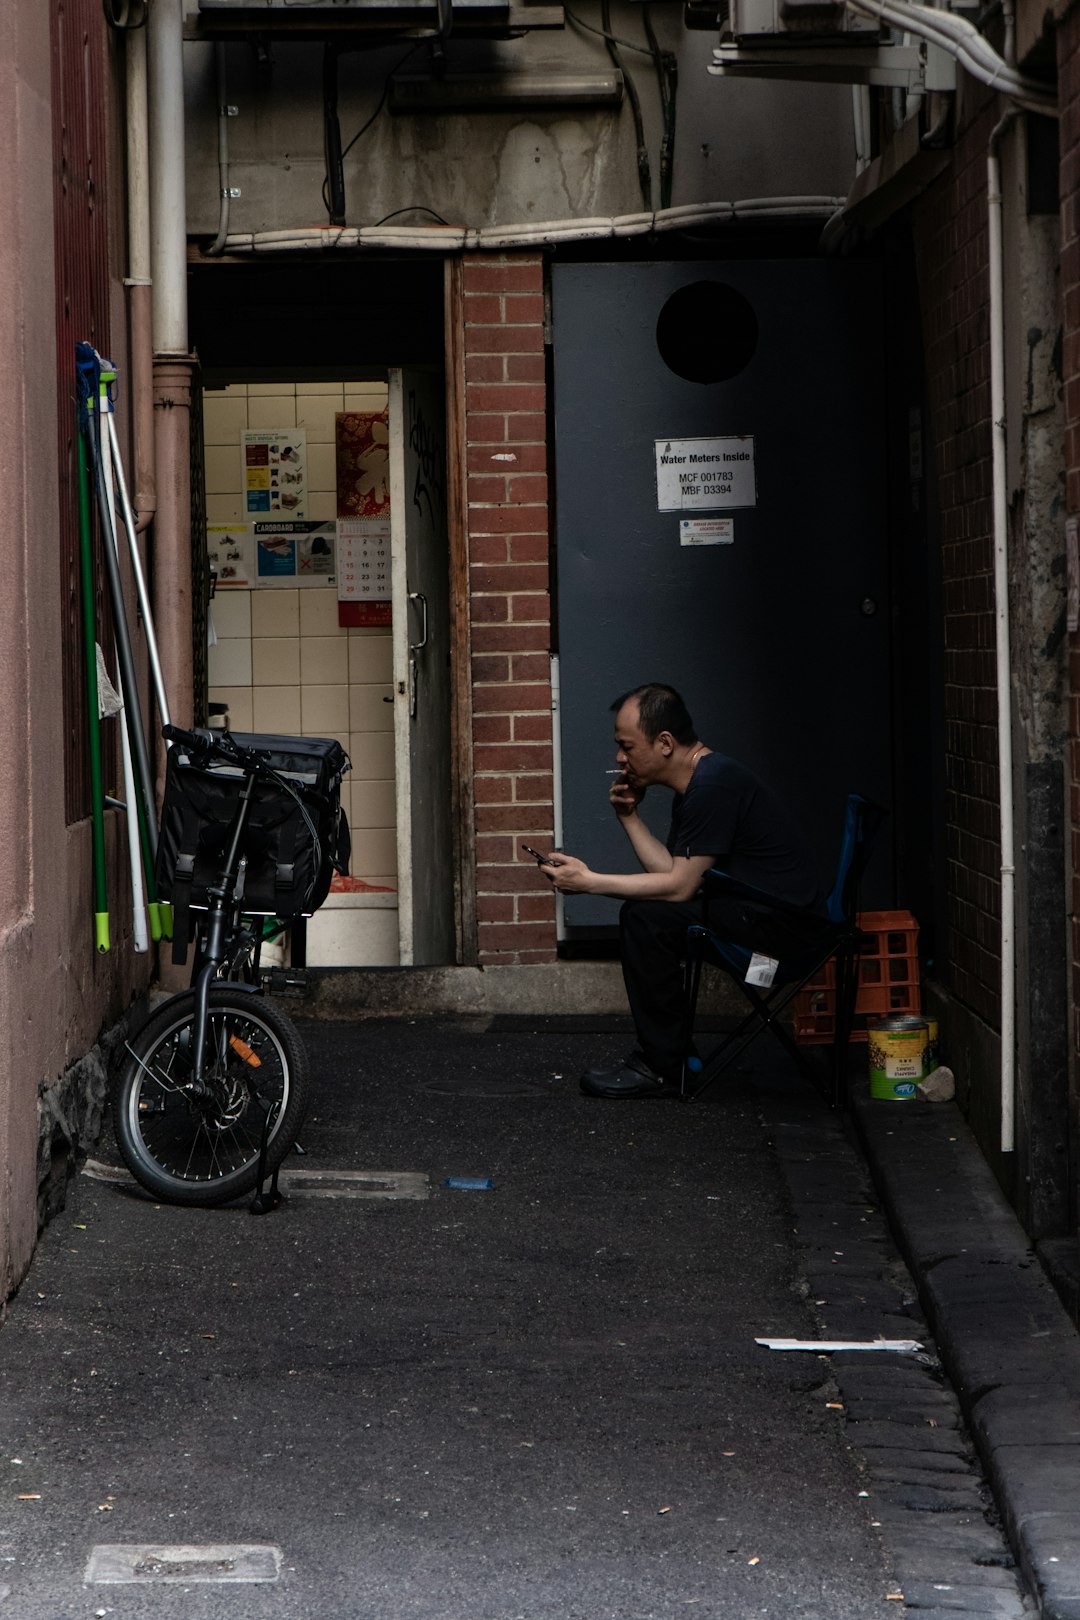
[522,844,593,893]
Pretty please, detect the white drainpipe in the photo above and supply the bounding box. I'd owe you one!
[988,108,1020,1153]
[125,22,156,531]
[148,0,188,355]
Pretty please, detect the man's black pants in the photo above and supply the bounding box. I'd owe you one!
[619,897,704,1081]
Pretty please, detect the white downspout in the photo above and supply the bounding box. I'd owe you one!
[988,108,1020,1153]
[147,0,196,819]
[125,22,156,532]
[148,0,189,355]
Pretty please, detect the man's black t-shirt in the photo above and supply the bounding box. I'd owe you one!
[666,753,823,910]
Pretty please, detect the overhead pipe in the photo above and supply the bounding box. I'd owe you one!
[845,0,1057,117]
[988,108,1021,1154]
[218,196,846,255]
[851,86,872,172]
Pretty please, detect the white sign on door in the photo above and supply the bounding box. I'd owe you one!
[679,517,735,547]
[655,435,756,512]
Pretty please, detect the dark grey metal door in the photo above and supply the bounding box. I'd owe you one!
[552,260,892,928]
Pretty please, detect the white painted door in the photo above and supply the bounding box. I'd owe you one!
[389,368,455,965]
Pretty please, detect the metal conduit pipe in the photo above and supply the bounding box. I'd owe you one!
[205,43,233,257]
[852,86,872,172]
[846,0,1056,116]
[125,22,156,532]
[988,107,1021,1154]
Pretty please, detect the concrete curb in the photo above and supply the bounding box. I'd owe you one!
[849,1080,1080,1620]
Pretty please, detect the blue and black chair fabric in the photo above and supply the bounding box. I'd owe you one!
[679,793,886,1106]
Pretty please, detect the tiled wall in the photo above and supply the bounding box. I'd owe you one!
[204,381,397,887]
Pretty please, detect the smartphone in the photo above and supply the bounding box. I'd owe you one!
[522,843,556,866]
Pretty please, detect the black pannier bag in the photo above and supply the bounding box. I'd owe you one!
[157,733,351,959]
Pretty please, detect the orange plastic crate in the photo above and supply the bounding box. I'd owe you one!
[794,910,921,1044]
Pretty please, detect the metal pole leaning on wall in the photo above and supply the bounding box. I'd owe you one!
[75,410,110,954]
[988,107,1021,1155]
[90,371,158,948]
[105,409,172,732]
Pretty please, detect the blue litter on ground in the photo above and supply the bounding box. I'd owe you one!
[445,1177,494,1190]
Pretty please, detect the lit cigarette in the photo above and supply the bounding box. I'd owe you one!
[606,769,625,775]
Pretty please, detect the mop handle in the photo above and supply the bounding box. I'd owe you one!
[95,378,159,867]
[117,687,149,956]
[75,415,110,953]
[102,396,171,731]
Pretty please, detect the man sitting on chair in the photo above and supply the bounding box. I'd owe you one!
[538,683,823,1098]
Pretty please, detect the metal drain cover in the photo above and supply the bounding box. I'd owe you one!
[281,1168,429,1199]
[83,1160,429,1200]
[85,1543,282,1584]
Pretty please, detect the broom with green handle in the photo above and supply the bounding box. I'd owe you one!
[75,408,110,953]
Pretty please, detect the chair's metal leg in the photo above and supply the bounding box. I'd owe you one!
[832,940,859,1108]
[687,984,798,1101]
[680,937,706,1099]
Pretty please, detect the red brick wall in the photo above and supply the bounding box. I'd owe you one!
[1060,4,1080,1055]
[911,96,1002,1027]
[462,254,558,964]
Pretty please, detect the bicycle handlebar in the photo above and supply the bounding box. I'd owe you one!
[162,724,261,772]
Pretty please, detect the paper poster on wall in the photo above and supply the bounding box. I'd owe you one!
[655,435,756,512]
[242,429,308,518]
[207,524,254,587]
[253,521,336,588]
[336,412,390,518]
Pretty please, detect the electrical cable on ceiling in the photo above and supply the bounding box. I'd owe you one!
[374,206,452,225]
[223,196,847,255]
[643,3,678,212]
[845,0,1056,115]
[600,0,652,210]
[323,42,347,227]
[563,3,655,54]
[321,40,427,221]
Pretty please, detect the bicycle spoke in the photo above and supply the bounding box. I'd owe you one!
[128,1008,287,1184]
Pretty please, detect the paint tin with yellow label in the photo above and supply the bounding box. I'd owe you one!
[923,1016,939,1074]
[868,1016,929,1101]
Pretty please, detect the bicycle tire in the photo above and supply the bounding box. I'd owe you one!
[113,986,309,1206]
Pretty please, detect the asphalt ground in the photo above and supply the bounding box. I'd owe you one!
[0,1014,1040,1619]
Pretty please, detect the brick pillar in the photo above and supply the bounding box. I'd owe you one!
[462,254,558,964]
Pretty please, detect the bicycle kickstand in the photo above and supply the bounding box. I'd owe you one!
[250,1100,283,1216]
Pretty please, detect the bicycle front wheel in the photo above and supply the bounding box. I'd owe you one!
[113,987,309,1206]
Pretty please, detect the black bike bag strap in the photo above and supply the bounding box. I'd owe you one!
[169,805,201,965]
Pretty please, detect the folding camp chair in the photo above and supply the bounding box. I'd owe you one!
[679,793,885,1107]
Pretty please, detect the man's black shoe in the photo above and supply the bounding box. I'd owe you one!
[580,1048,649,1084]
[579,1052,677,1099]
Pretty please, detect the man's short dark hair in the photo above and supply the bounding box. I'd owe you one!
[611,683,697,746]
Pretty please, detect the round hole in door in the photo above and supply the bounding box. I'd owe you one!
[656,281,759,384]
